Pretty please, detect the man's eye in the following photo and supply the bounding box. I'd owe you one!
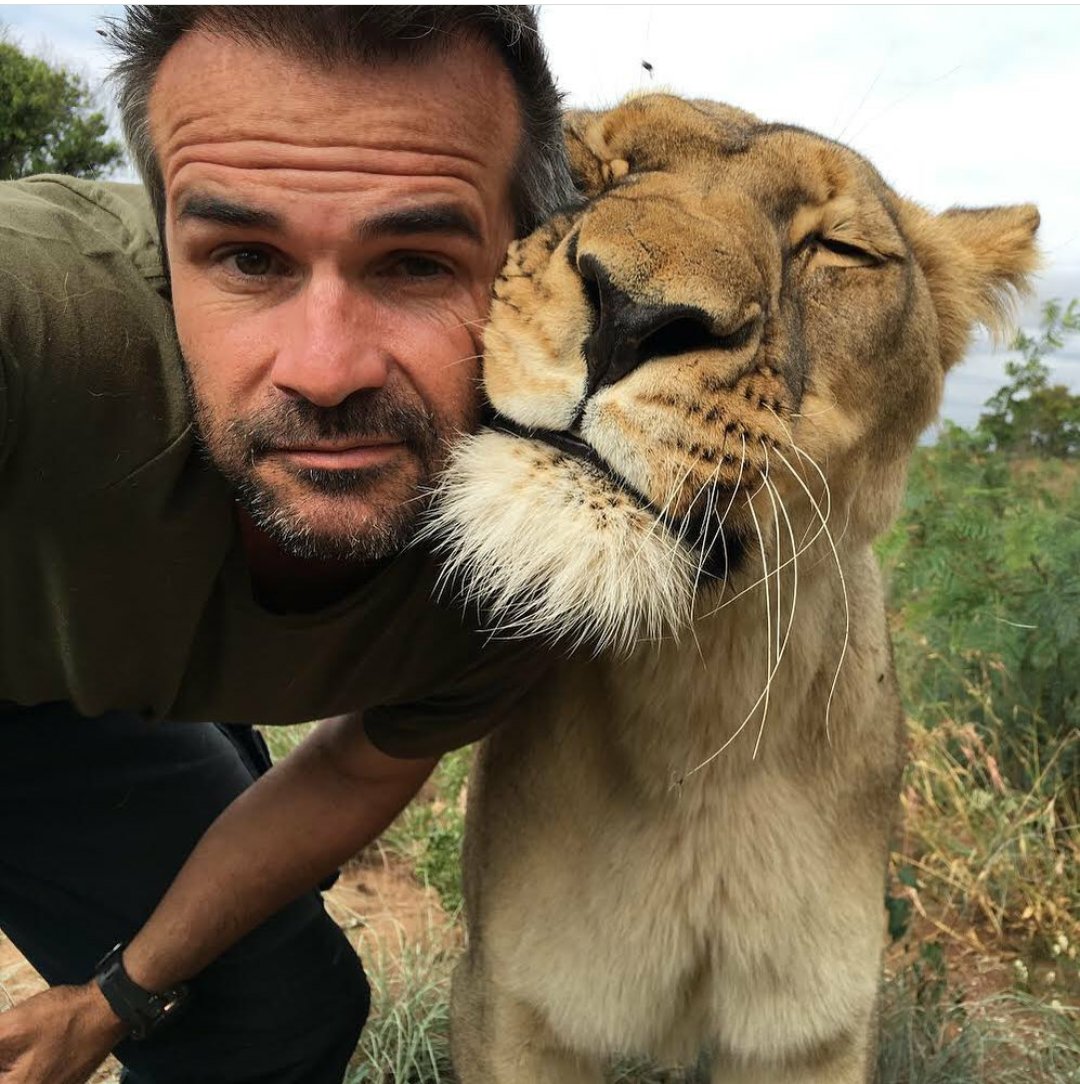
[221,248,276,277]
[391,255,452,279]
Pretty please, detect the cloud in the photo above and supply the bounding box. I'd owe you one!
[1,4,116,82]
[539,5,1080,273]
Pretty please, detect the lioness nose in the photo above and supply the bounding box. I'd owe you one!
[580,255,719,395]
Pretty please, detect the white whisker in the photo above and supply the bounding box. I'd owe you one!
[765,449,781,669]
[685,490,776,777]
[754,474,800,759]
[748,485,773,760]
[699,436,830,616]
[770,446,850,745]
[705,434,747,614]
[789,442,832,548]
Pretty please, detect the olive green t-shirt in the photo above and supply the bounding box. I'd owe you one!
[0,175,539,757]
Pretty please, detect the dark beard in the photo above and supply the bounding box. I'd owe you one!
[230,461,419,563]
[188,379,455,562]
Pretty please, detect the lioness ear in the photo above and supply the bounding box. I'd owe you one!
[563,109,612,197]
[905,203,1041,369]
[563,96,760,198]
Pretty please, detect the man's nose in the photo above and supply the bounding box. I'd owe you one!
[270,276,390,407]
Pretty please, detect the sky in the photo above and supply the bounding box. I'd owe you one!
[2,3,1078,429]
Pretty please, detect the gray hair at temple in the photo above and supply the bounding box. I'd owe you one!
[102,5,575,242]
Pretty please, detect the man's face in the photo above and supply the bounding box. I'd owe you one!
[151,31,520,561]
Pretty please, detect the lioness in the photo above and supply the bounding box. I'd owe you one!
[430,95,1039,1083]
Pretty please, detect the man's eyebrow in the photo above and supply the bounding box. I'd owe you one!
[177,194,283,230]
[358,204,482,244]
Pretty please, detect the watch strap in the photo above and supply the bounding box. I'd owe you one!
[93,943,189,1040]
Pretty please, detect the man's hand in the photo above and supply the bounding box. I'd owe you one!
[0,983,127,1083]
[0,716,430,1084]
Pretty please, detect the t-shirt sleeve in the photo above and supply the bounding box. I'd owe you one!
[0,176,182,490]
[362,632,552,759]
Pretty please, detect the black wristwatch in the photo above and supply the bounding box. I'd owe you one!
[93,943,190,1040]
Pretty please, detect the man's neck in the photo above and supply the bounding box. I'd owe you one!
[235,509,388,614]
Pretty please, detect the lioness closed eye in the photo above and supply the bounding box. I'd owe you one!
[429,95,1039,1084]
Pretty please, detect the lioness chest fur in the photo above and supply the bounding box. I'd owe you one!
[429,95,1038,1084]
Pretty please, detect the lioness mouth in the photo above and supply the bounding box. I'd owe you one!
[491,413,654,511]
[489,413,744,581]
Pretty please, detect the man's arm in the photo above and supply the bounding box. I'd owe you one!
[0,715,436,1083]
[123,714,436,990]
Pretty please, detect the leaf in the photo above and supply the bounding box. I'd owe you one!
[898,865,919,889]
[886,894,914,943]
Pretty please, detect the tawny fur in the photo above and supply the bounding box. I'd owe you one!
[429,94,1040,1083]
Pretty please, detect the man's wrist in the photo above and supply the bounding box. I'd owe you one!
[81,979,132,1043]
[120,940,176,994]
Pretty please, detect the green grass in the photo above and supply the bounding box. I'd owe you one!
[877,955,1080,1084]
[259,720,315,761]
[347,932,456,1083]
[381,748,472,915]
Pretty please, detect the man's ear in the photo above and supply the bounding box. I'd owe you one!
[904,202,1041,369]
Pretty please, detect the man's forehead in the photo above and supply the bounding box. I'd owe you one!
[148,28,522,186]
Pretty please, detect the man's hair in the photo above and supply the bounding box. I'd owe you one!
[102,5,575,239]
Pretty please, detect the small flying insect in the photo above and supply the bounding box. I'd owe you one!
[642,60,654,76]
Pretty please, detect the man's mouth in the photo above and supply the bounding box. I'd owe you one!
[268,439,406,470]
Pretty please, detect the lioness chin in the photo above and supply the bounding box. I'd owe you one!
[428,95,1039,1083]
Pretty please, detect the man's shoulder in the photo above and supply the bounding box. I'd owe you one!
[0,175,190,496]
[352,547,555,759]
[1,174,161,270]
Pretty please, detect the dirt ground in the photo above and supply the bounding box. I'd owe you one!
[0,855,449,1084]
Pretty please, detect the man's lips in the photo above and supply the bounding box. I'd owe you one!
[267,440,406,470]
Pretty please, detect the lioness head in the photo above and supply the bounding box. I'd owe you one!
[429,94,1039,651]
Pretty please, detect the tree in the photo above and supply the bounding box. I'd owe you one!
[0,32,124,180]
[976,298,1080,458]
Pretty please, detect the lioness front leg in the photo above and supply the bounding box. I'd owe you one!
[451,952,605,1084]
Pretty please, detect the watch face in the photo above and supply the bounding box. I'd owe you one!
[156,989,188,1019]
[94,943,189,1039]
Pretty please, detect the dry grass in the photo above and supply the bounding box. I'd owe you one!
[896,715,1080,965]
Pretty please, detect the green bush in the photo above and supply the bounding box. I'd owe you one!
[878,301,1080,816]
